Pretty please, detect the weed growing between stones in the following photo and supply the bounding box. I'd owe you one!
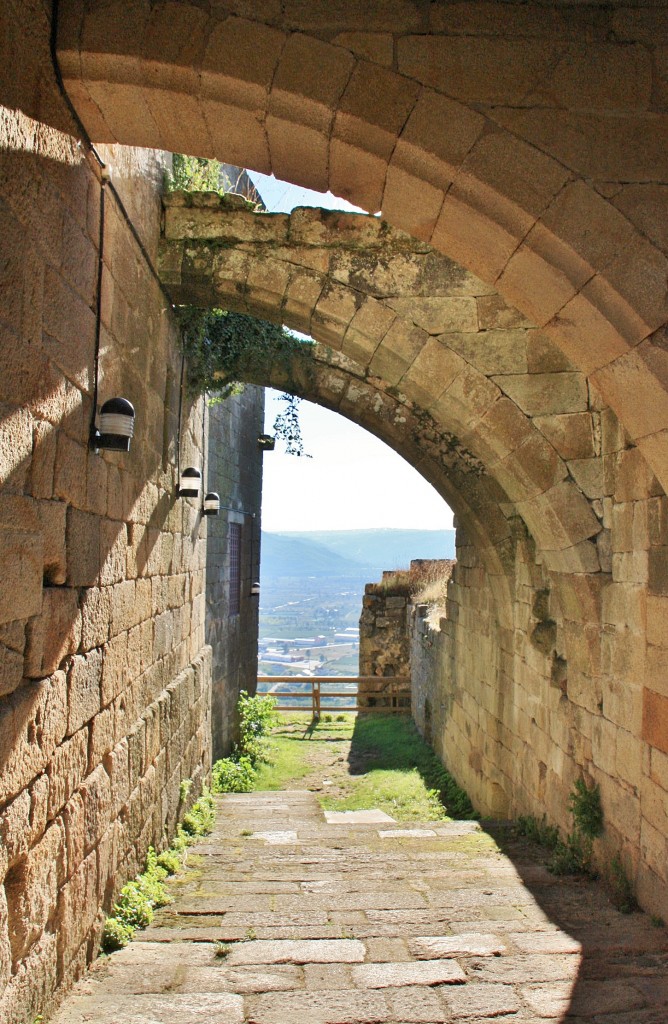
[516,814,561,850]
[550,779,604,875]
[214,941,231,958]
[101,790,215,952]
[515,779,605,878]
[211,691,277,793]
[609,854,638,914]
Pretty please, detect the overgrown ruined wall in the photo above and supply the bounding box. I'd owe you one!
[0,7,261,1019]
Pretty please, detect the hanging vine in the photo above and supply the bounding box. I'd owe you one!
[175,306,314,456]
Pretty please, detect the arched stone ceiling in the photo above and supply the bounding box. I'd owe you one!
[58,1,668,493]
[159,196,604,576]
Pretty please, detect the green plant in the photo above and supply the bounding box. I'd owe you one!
[212,754,256,793]
[547,779,604,876]
[165,154,224,195]
[569,778,604,838]
[214,941,231,958]
[609,855,638,914]
[176,307,313,455]
[245,927,257,941]
[181,788,215,837]
[101,916,134,952]
[651,915,665,928]
[156,849,181,875]
[237,690,278,765]
[179,778,193,802]
[240,829,253,837]
[101,792,215,954]
[515,815,560,850]
[212,691,277,793]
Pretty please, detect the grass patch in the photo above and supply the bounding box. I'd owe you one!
[255,712,476,822]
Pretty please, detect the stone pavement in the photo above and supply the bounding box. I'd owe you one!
[53,792,668,1024]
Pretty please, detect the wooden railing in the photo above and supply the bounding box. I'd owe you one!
[257,676,411,716]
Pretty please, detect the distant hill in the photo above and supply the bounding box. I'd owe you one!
[260,533,365,577]
[261,529,455,577]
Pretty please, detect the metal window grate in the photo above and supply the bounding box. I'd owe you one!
[229,522,242,615]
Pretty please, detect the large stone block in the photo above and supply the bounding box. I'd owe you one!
[66,506,100,587]
[0,525,43,624]
[643,689,668,756]
[80,586,112,651]
[67,650,103,735]
[56,848,98,977]
[0,402,33,495]
[4,820,65,962]
[0,672,68,805]
[24,586,81,678]
[80,763,112,856]
[46,727,88,822]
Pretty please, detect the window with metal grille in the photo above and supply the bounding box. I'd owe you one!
[229,522,242,615]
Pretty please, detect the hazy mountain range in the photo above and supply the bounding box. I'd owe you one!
[260,529,456,578]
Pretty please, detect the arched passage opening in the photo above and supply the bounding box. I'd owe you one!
[160,197,639,837]
[2,7,668,1018]
[56,0,668,494]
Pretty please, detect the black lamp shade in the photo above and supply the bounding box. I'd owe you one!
[179,466,201,497]
[203,491,220,516]
[257,434,276,452]
[97,397,135,451]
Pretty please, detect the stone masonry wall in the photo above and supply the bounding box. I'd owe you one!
[0,7,260,1018]
[410,458,668,920]
[206,390,264,760]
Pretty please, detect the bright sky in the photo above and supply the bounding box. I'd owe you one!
[248,172,454,534]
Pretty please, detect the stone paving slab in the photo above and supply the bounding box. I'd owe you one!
[224,938,366,965]
[409,934,507,958]
[324,809,397,823]
[351,959,466,987]
[53,992,245,1023]
[52,791,668,1024]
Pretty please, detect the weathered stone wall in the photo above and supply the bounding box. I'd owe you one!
[206,390,264,759]
[410,456,668,920]
[359,577,411,679]
[0,6,261,1019]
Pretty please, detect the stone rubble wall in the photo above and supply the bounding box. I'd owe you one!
[0,6,262,1019]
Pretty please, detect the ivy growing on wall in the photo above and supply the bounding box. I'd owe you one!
[176,306,314,456]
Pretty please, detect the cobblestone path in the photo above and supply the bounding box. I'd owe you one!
[53,792,668,1023]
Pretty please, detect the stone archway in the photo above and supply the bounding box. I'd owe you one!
[56,0,668,492]
[160,198,603,574]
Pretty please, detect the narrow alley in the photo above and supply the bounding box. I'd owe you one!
[52,791,667,1024]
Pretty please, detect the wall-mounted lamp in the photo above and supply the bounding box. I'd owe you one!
[250,581,261,597]
[179,467,201,498]
[203,491,220,516]
[88,174,136,455]
[92,397,136,451]
[257,434,275,452]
